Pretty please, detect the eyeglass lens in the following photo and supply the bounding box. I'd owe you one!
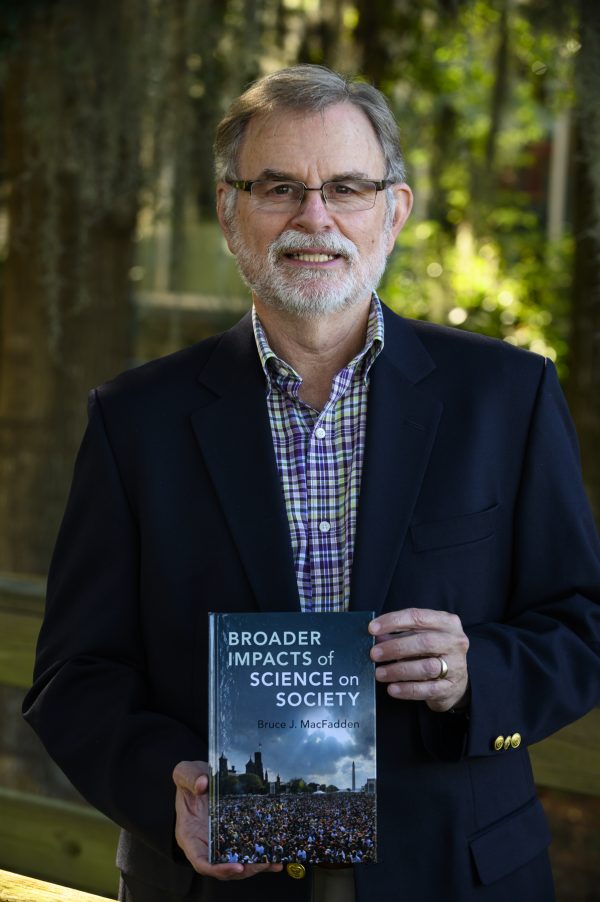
[250,180,379,211]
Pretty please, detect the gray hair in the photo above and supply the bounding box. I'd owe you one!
[214,64,406,185]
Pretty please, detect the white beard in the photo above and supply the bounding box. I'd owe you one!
[229,227,391,319]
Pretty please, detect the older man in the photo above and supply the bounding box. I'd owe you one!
[24,65,600,902]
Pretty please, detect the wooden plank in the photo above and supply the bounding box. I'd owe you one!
[0,869,115,902]
[0,573,45,616]
[2,607,600,791]
[530,707,600,796]
[0,788,120,899]
[0,608,40,689]
[1,570,599,799]
[137,289,248,314]
[0,571,44,688]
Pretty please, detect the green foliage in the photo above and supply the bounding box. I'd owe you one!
[287,777,308,793]
[218,773,240,795]
[128,0,580,383]
[237,773,266,794]
[382,220,571,378]
[374,0,578,378]
[3,0,580,378]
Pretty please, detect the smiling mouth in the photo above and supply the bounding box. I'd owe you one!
[284,252,341,263]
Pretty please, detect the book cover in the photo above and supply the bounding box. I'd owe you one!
[208,611,377,866]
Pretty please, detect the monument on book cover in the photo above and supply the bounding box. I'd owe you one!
[208,611,377,866]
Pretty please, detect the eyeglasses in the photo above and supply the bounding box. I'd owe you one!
[226,178,394,213]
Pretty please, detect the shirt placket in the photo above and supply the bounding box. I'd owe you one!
[306,405,337,611]
[306,368,355,613]
[254,297,384,616]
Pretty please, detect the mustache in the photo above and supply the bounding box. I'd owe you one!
[267,230,358,262]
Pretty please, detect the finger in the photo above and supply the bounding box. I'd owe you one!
[370,608,462,636]
[193,861,283,881]
[242,863,284,876]
[371,631,446,663]
[375,655,449,683]
[383,671,470,711]
[189,858,246,879]
[193,773,209,795]
[173,761,209,793]
[385,678,453,702]
[371,630,468,665]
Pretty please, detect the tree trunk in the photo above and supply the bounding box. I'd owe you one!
[567,1,600,526]
[0,0,147,574]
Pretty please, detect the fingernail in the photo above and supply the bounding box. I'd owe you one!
[370,621,380,634]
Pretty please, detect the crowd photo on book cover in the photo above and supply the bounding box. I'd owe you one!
[209,612,377,865]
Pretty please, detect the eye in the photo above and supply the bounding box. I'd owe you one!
[266,182,301,197]
[331,182,356,196]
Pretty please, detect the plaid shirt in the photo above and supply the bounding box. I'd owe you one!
[252,295,384,612]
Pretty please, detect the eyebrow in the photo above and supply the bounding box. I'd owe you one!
[255,168,373,182]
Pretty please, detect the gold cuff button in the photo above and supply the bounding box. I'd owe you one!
[511,733,522,748]
[286,863,306,879]
[503,736,512,750]
[494,736,504,751]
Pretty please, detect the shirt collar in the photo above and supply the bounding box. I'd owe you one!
[252,293,385,397]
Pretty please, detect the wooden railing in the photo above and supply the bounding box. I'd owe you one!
[0,868,116,902]
[1,572,599,897]
[0,787,120,898]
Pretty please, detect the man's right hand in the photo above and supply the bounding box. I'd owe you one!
[172,760,284,880]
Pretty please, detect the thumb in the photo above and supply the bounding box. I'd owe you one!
[172,760,209,794]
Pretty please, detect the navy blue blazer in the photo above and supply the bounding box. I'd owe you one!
[24,304,600,901]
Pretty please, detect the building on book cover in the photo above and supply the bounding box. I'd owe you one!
[208,611,377,866]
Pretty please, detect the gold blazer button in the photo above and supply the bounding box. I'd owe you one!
[286,863,306,879]
[511,733,522,748]
[503,735,512,750]
[494,736,505,751]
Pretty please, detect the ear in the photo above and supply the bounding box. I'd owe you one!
[385,183,413,255]
[216,182,236,253]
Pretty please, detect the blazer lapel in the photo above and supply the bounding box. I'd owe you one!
[350,308,443,614]
[190,315,300,613]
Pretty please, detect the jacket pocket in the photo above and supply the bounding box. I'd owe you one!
[411,504,498,552]
[469,796,551,886]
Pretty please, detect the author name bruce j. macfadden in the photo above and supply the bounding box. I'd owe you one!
[257,718,360,730]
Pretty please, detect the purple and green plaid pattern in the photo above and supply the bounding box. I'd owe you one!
[252,296,384,612]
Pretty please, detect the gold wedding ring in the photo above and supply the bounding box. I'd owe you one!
[437,656,449,679]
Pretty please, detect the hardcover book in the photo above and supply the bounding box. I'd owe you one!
[208,611,377,866]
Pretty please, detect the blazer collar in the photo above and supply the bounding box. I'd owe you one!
[191,312,301,613]
[191,306,442,616]
[350,306,442,613]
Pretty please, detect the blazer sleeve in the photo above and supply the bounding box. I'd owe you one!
[419,359,600,760]
[22,389,204,860]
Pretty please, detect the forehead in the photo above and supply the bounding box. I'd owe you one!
[238,102,386,178]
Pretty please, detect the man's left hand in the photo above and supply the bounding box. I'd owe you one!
[369,608,469,712]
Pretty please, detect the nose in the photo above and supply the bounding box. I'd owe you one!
[288,187,335,232]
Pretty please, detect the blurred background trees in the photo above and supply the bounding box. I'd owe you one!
[0,0,598,897]
[1,0,598,577]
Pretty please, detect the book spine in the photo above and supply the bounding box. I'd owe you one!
[207,611,219,863]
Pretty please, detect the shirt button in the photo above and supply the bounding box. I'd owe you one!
[315,427,326,439]
[318,520,331,533]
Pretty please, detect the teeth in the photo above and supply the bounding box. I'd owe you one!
[290,253,337,262]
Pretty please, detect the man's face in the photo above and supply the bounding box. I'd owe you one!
[217,103,412,319]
